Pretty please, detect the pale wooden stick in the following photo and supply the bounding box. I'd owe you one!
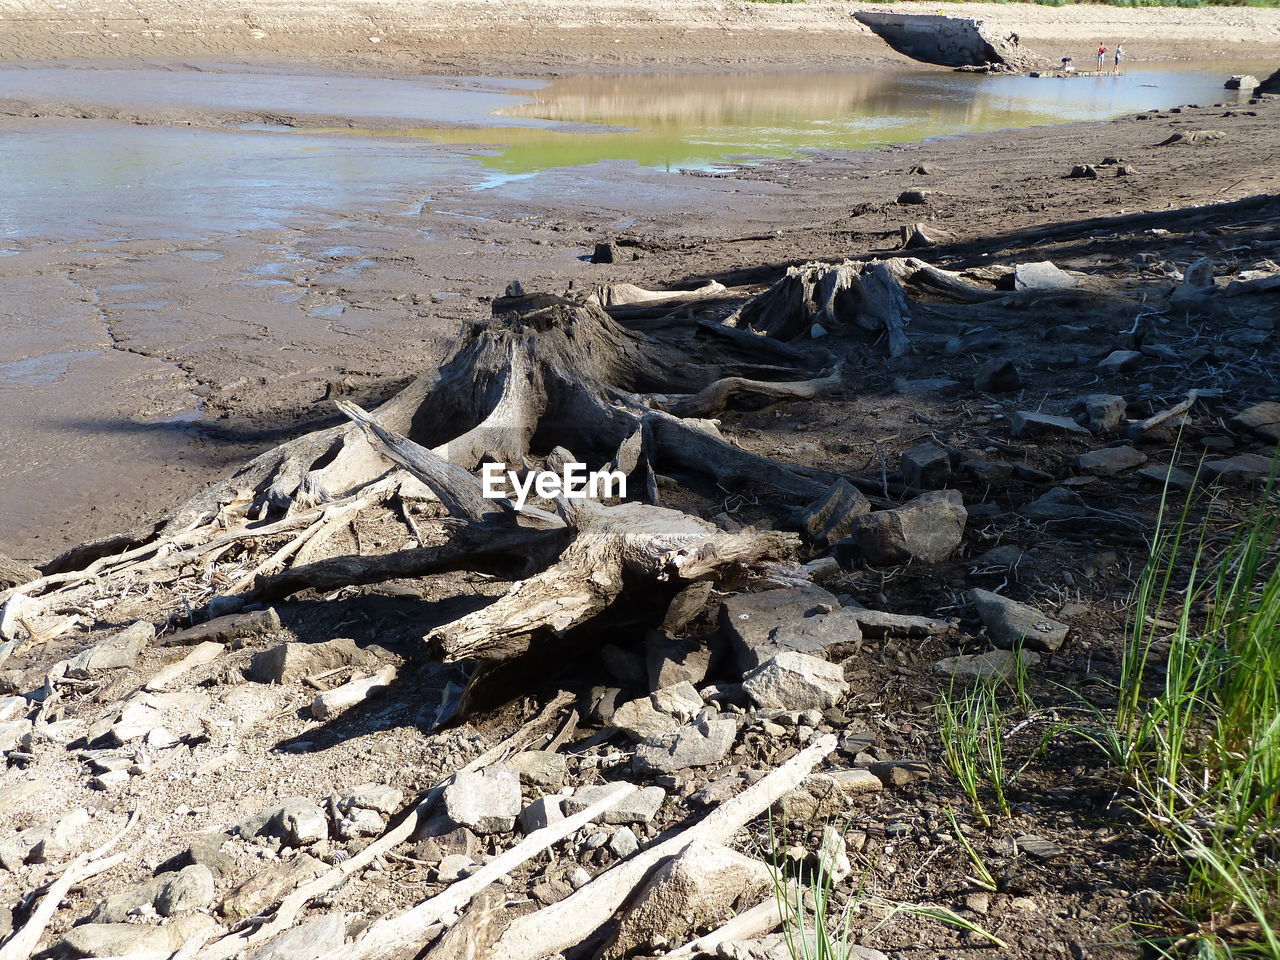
[662,898,783,960]
[489,734,837,960]
[336,783,637,960]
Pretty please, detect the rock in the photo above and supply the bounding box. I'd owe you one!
[1017,834,1066,859]
[1157,130,1228,146]
[1172,257,1216,300]
[1011,411,1090,439]
[336,807,386,839]
[844,607,954,638]
[742,652,848,711]
[250,637,368,684]
[900,442,951,489]
[0,718,32,752]
[437,854,475,881]
[971,544,1024,569]
[221,855,327,921]
[337,783,403,815]
[971,588,1069,653]
[720,585,839,667]
[1225,75,1258,90]
[1097,349,1143,373]
[645,631,713,692]
[634,719,738,775]
[869,760,931,787]
[1081,394,1127,433]
[599,643,646,686]
[651,681,703,721]
[520,796,564,834]
[1076,445,1147,476]
[102,690,207,746]
[1231,401,1280,442]
[145,640,225,692]
[1203,453,1275,483]
[235,798,328,846]
[445,767,521,833]
[612,697,679,742]
[591,242,616,264]
[609,826,640,858]
[893,376,961,397]
[506,751,568,789]
[1136,463,1196,490]
[825,768,884,795]
[1014,261,1078,290]
[248,913,347,960]
[0,554,39,590]
[586,686,625,725]
[0,696,27,723]
[1116,164,1138,176]
[64,621,153,678]
[603,839,771,958]
[564,785,666,825]
[89,876,167,923]
[799,479,872,548]
[974,359,1021,393]
[60,916,219,958]
[167,608,281,647]
[896,189,928,205]
[568,866,592,889]
[843,489,966,566]
[909,164,936,175]
[310,664,397,720]
[933,648,1041,681]
[183,832,235,878]
[155,863,216,915]
[1067,164,1098,179]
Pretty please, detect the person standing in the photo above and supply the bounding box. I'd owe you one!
[1097,43,1108,72]
[1114,44,1125,74]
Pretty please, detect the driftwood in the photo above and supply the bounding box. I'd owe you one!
[488,734,837,960]
[334,783,637,960]
[662,899,784,960]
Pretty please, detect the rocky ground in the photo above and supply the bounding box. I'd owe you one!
[0,92,1277,956]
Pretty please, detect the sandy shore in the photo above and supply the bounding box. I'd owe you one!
[2,0,1279,68]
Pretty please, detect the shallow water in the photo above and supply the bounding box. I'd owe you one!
[0,60,1269,242]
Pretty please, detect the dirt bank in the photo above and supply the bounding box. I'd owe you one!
[3,0,1279,69]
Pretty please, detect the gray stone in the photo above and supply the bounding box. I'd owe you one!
[337,783,403,815]
[0,718,31,752]
[591,242,616,264]
[644,631,713,691]
[166,607,281,647]
[1231,401,1280,442]
[1017,834,1066,859]
[0,696,27,723]
[88,876,167,923]
[1204,453,1275,483]
[1097,349,1143,374]
[1068,163,1099,179]
[437,854,475,881]
[249,637,367,685]
[869,760,932,787]
[336,807,386,839]
[612,697,679,742]
[248,913,347,960]
[64,621,153,679]
[798,479,872,547]
[1081,394,1128,433]
[1172,257,1216,301]
[1014,261,1079,290]
[742,653,849,711]
[505,751,568,789]
[444,767,521,834]
[155,863,215,915]
[520,796,564,834]
[721,585,839,665]
[1076,445,1147,476]
[184,832,235,878]
[844,489,966,566]
[609,826,640,858]
[235,798,327,846]
[59,916,219,958]
[0,555,38,591]
[651,681,703,721]
[634,719,738,776]
[602,839,771,959]
[1136,463,1196,491]
[900,442,951,489]
[974,359,1022,393]
[971,545,1025,569]
[1011,411,1090,439]
[897,189,929,204]
[599,643,646,687]
[893,376,961,397]
[310,666,396,720]
[825,768,884,795]
[933,648,1041,681]
[221,854,326,921]
[971,588,1069,652]
[564,785,666,825]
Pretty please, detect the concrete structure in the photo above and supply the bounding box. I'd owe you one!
[853,12,1048,71]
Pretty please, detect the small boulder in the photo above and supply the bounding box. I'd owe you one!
[1231,401,1280,442]
[1014,261,1078,291]
[799,479,872,547]
[1068,164,1098,179]
[843,489,966,566]
[505,751,567,789]
[1203,453,1275,484]
[602,839,771,958]
[974,359,1022,393]
[900,442,951,489]
[896,189,929,205]
[1011,410,1090,439]
[742,652,849,711]
[933,648,1041,681]
[250,637,368,685]
[563,784,666,824]
[591,242,616,264]
[60,916,219,958]
[1076,445,1147,476]
[520,796,564,833]
[634,719,738,775]
[444,767,521,834]
[1081,394,1127,433]
[1097,349,1143,374]
[247,913,346,960]
[971,589,1069,652]
[64,621,153,678]
[155,863,216,915]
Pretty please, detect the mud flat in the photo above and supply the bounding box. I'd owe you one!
[3,0,1280,68]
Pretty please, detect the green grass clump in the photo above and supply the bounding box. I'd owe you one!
[1105,454,1280,957]
[936,676,1012,825]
